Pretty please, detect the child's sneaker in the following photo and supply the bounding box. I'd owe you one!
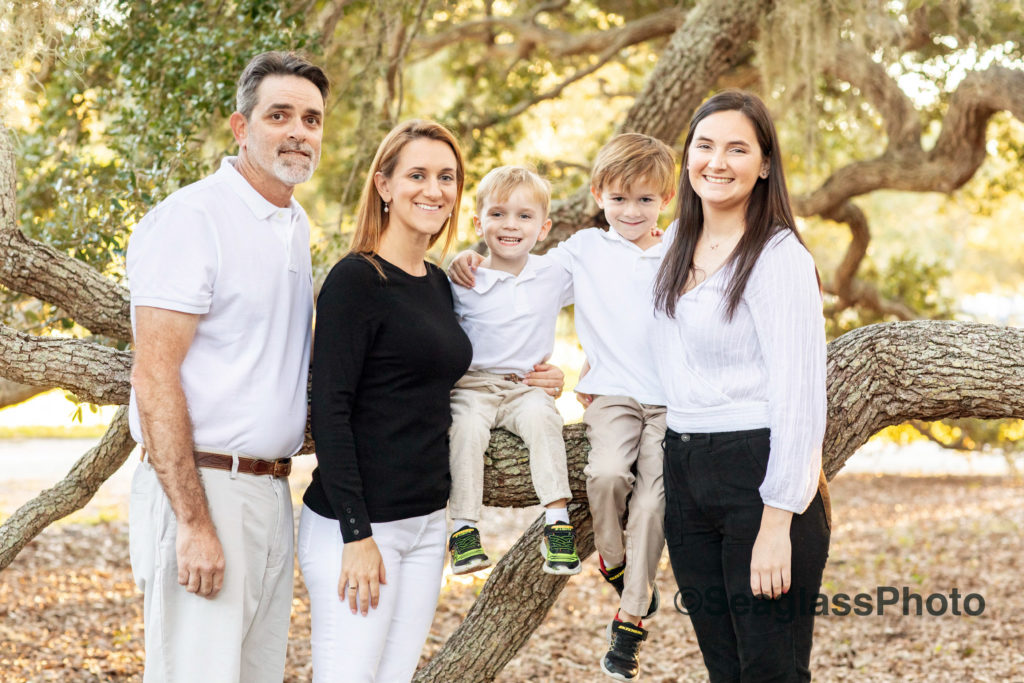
[448,526,492,575]
[540,523,582,575]
[598,555,660,620]
[600,619,648,681]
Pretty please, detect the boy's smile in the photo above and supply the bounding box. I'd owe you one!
[591,180,672,251]
[474,186,552,275]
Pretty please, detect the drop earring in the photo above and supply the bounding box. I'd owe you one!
[383,201,390,213]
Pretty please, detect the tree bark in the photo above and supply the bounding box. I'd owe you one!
[0,323,132,406]
[822,321,1024,477]
[0,406,135,571]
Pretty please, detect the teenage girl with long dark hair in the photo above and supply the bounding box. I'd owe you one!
[653,90,831,682]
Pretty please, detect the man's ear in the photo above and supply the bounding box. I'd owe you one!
[229,112,248,148]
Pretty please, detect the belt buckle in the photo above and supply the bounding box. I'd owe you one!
[272,459,291,477]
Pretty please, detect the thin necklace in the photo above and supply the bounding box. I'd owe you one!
[706,229,741,250]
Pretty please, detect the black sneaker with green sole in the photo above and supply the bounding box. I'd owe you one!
[448,526,492,575]
[540,523,582,575]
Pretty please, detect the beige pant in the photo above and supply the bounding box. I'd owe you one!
[129,460,293,683]
[583,395,667,617]
[449,371,572,522]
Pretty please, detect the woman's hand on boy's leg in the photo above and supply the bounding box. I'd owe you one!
[448,250,484,287]
[575,391,594,408]
[524,363,565,398]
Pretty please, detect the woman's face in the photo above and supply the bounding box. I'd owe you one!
[375,137,459,240]
[686,109,767,213]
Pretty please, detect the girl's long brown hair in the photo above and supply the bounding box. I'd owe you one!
[654,90,812,319]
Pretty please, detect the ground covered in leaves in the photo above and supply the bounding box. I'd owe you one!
[2,472,1022,682]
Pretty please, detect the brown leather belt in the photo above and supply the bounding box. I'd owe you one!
[194,451,292,477]
[502,373,523,383]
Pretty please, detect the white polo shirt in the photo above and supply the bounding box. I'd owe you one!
[127,157,313,460]
[451,255,573,377]
[546,227,666,405]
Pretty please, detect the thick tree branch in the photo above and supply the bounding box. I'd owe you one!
[0,406,135,571]
[0,126,131,341]
[795,64,1024,218]
[823,321,1024,477]
[0,324,131,406]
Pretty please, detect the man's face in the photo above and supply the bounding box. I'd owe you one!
[235,74,324,192]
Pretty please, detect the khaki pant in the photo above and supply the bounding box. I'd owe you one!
[449,371,572,522]
[583,395,667,617]
[129,460,293,683]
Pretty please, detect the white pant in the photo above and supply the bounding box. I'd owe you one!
[298,505,447,683]
[128,461,294,683]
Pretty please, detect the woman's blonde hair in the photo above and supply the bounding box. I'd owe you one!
[349,119,465,261]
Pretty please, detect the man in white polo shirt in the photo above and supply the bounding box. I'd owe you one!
[126,51,329,683]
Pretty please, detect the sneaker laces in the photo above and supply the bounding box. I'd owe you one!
[546,525,575,554]
[452,530,483,555]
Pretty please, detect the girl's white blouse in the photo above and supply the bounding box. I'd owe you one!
[652,230,826,513]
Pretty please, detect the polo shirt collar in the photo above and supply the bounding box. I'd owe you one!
[217,157,300,220]
[598,225,666,258]
[471,254,549,293]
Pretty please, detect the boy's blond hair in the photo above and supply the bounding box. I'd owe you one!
[590,133,675,197]
[475,165,552,216]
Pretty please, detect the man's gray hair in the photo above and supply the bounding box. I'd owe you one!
[235,51,330,118]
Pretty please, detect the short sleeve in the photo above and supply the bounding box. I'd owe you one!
[127,200,219,314]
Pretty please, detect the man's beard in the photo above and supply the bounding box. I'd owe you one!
[272,142,318,185]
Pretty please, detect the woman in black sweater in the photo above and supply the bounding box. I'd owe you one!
[298,119,472,683]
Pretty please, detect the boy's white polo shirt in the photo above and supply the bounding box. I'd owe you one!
[127,157,313,460]
[546,227,666,405]
[451,254,573,377]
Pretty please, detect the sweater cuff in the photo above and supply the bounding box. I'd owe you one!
[338,504,373,543]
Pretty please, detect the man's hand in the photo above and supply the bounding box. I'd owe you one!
[339,537,387,616]
[575,358,593,407]
[448,250,485,288]
[524,363,565,399]
[177,521,226,598]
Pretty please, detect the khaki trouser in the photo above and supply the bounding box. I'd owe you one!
[448,371,572,522]
[129,460,293,683]
[583,395,667,617]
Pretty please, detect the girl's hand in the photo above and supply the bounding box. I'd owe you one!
[576,392,594,407]
[448,250,485,287]
[339,537,387,616]
[524,363,565,398]
[749,505,793,599]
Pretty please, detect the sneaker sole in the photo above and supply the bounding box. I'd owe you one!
[599,658,637,681]
[539,539,582,575]
[450,557,493,575]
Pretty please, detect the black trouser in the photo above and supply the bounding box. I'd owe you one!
[663,427,830,683]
